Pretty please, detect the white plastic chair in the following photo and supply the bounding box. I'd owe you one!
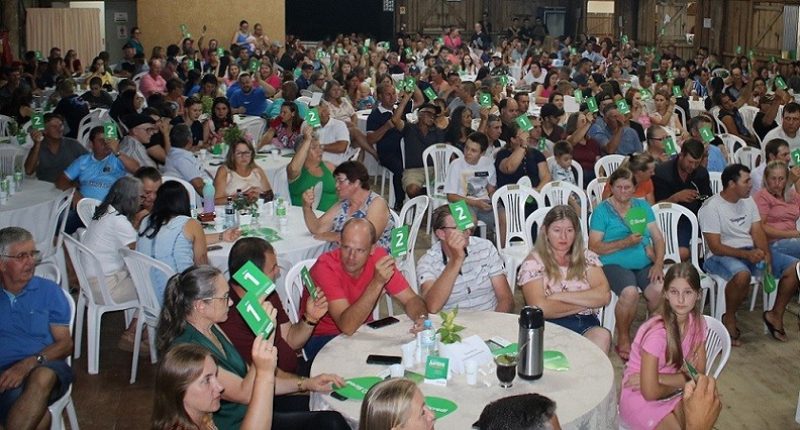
[76,197,102,228]
[35,262,62,286]
[732,146,761,170]
[593,154,625,178]
[517,176,533,188]
[719,133,747,158]
[271,169,291,204]
[703,315,731,379]
[540,181,589,243]
[652,202,714,315]
[738,105,761,146]
[120,249,174,383]
[283,258,318,324]
[423,144,464,234]
[586,177,608,211]
[0,114,12,136]
[233,115,268,145]
[492,184,546,292]
[674,105,688,129]
[708,172,722,195]
[0,145,24,176]
[598,291,619,338]
[377,167,396,209]
[523,206,553,246]
[48,288,79,430]
[132,71,148,84]
[162,175,199,210]
[38,189,74,291]
[395,195,430,293]
[64,235,140,374]
[708,106,729,134]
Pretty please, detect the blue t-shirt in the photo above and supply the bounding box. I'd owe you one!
[264,98,309,120]
[228,87,269,116]
[64,153,127,201]
[589,198,655,270]
[587,119,643,155]
[1,277,70,367]
[706,144,726,173]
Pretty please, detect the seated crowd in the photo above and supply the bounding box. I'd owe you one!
[8,19,800,429]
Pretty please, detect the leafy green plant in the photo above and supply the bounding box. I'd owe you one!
[436,308,465,344]
[222,125,244,146]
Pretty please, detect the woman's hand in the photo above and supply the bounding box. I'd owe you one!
[222,227,241,242]
[302,188,315,208]
[627,233,643,247]
[250,333,278,374]
[648,262,664,284]
[304,374,346,393]
[304,289,329,322]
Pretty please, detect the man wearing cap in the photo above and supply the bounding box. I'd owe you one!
[120,114,159,168]
[489,52,508,77]
[391,91,445,198]
[587,104,642,155]
[295,63,314,91]
[114,43,137,78]
[540,103,566,142]
[229,73,270,117]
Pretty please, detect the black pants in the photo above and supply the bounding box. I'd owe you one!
[378,150,405,209]
[273,410,349,429]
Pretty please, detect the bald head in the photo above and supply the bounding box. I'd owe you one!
[341,218,377,245]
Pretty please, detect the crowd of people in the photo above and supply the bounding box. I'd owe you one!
[5,16,800,429]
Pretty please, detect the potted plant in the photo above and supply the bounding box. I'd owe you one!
[436,308,465,344]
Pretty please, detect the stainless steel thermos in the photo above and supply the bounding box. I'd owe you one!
[517,306,544,380]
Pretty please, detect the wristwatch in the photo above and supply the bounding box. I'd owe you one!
[35,353,47,364]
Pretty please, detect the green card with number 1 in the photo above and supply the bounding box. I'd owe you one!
[390,225,410,258]
[672,85,682,98]
[300,266,318,300]
[775,76,788,90]
[586,96,599,113]
[103,121,117,140]
[233,260,275,298]
[31,113,45,131]
[236,293,275,337]
[515,114,533,132]
[664,136,677,156]
[699,126,714,143]
[306,107,322,128]
[573,89,583,103]
[423,87,437,101]
[449,200,474,231]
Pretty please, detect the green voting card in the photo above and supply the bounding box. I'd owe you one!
[615,99,631,115]
[180,24,188,36]
[403,76,416,93]
[424,396,458,419]
[187,59,195,71]
[775,76,788,90]
[655,73,663,84]
[499,75,509,87]
[640,89,652,101]
[666,68,674,80]
[364,38,371,48]
[478,92,493,108]
[538,137,547,151]
[621,35,629,45]
[216,47,224,57]
[736,45,743,55]
[31,113,44,131]
[791,149,800,165]
[699,126,714,143]
[250,59,260,72]
[573,89,584,103]
[515,114,533,132]
[103,121,117,140]
[35,50,43,61]
[233,260,275,298]
[300,266,318,300]
[624,206,648,235]
[664,136,678,156]
[390,225,410,258]
[672,85,682,98]
[236,293,275,337]
[586,96,599,113]
[423,87,437,101]
[333,377,382,400]
[449,200,474,231]
[306,107,322,128]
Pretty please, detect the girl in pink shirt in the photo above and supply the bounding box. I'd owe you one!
[619,263,707,430]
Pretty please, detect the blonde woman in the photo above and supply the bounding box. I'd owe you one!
[360,379,434,430]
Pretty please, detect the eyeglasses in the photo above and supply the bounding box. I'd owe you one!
[1,250,42,262]
[203,292,230,302]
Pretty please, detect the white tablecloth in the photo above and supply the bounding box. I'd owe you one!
[206,205,326,305]
[0,179,63,241]
[310,312,617,429]
[689,99,706,118]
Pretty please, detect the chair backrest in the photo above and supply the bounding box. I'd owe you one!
[76,197,102,228]
[0,145,24,177]
[398,195,430,258]
[284,258,318,324]
[593,154,625,178]
[36,189,74,261]
[422,144,463,198]
[271,168,291,203]
[586,177,608,211]
[523,206,553,246]
[738,105,760,143]
[62,287,76,366]
[732,146,761,170]
[652,202,700,267]
[35,262,62,286]
[708,106,729,134]
[516,175,533,188]
[540,181,589,242]
[598,291,618,335]
[708,172,722,195]
[162,176,199,210]
[233,116,268,145]
[120,248,173,323]
[63,234,119,306]
[0,114,12,136]
[674,105,688,129]
[348,147,361,161]
[703,315,731,379]
[719,133,747,157]
[132,71,148,84]
[492,184,546,251]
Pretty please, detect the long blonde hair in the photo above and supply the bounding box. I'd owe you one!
[656,262,704,368]
[533,205,587,284]
[359,379,417,430]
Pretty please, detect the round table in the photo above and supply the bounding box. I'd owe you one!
[310,312,617,429]
[0,179,63,242]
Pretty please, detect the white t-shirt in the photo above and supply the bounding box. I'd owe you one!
[82,206,138,274]
[749,163,766,196]
[312,117,350,165]
[444,156,496,200]
[698,195,761,259]
[763,126,800,152]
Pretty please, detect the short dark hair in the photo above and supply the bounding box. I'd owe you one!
[680,138,705,160]
[466,132,489,152]
[169,123,193,149]
[553,140,572,157]
[88,125,104,142]
[765,138,789,160]
[228,237,275,283]
[783,102,800,116]
[477,393,557,430]
[333,161,370,190]
[721,163,750,189]
[135,166,162,182]
[89,76,103,87]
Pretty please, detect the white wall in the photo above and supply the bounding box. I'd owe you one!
[587,1,614,14]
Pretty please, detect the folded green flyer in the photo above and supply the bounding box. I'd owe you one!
[333,376,383,400]
[241,227,282,242]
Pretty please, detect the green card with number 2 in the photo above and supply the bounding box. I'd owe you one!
[306,107,322,128]
[103,121,117,140]
[390,225,410,258]
[449,200,474,231]
[31,113,45,131]
[791,149,800,166]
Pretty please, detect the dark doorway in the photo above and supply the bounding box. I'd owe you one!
[286,1,393,41]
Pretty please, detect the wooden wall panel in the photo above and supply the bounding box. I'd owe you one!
[136,0,284,54]
[587,14,614,38]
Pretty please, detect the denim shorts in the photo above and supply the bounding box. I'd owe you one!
[0,360,73,424]
[549,313,601,335]
[703,246,798,282]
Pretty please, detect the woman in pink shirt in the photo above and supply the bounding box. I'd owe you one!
[754,160,800,259]
[444,27,462,51]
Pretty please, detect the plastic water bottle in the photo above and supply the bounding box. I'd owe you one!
[223,196,235,229]
[420,319,436,363]
[275,195,287,229]
[202,180,215,214]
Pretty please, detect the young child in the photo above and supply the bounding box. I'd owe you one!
[444,131,496,239]
[619,263,707,430]
[548,140,578,185]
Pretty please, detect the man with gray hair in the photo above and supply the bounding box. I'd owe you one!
[164,123,208,195]
[0,227,74,430]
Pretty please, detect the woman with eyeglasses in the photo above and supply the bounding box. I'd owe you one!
[302,160,395,251]
[288,128,338,211]
[601,152,656,204]
[156,265,349,430]
[212,138,272,204]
